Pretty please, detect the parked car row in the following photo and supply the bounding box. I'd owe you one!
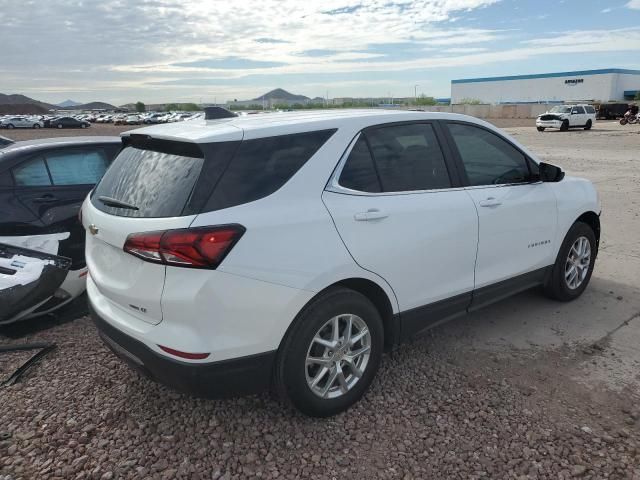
[92,111,202,124]
[0,115,91,129]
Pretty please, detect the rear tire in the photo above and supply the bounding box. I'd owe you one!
[537,127,545,132]
[584,120,592,130]
[274,287,384,417]
[560,120,569,131]
[544,222,596,302]
[620,118,628,125]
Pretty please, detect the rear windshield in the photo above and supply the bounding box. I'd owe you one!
[91,146,204,217]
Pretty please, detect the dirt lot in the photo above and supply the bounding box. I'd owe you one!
[1,120,639,480]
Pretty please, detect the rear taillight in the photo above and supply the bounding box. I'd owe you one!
[123,225,245,269]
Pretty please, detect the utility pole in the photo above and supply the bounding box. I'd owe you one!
[414,84,419,104]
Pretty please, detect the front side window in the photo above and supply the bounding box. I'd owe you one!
[447,123,531,186]
[13,158,51,186]
[46,149,109,185]
[364,123,451,192]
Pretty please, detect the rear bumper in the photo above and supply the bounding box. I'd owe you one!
[90,303,276,398]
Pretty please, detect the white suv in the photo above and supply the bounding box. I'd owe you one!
[536,104,596,132]
[83,110,600,416]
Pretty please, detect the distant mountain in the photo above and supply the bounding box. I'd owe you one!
[65,101,117,110]
[0,93,55,110]
[57,99,82,108]
[253,88,310,102]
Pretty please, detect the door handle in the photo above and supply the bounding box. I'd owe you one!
[479,197,502,208]
[33,195,57,204]
[354,209,388,221]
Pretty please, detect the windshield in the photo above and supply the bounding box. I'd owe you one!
[549,106,571,114]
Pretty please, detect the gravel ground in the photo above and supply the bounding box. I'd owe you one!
[1,119,639,480]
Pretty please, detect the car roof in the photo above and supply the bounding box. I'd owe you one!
[124,109,490,143]
[0,136,121,158]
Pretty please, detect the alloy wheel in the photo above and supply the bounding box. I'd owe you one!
[305,314,371,399]
[565,236,591,289]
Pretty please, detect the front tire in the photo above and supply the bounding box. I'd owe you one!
[274,287,384,417]
[560,120,569,131]
[584,120,592,130]
[544,222,596,302]
[33,124,41,129]
[57,124,63,129]
[7,124,14,129]
[537,126,545,132]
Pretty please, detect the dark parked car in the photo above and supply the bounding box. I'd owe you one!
[0,135,14,148]
[48,117,91,129]
[596,103,628,120]
[0,136,121,324]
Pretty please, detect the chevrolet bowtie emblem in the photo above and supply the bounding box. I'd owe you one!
[88,224,99,235]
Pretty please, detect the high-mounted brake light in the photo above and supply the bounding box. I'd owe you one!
[123,225,245,269]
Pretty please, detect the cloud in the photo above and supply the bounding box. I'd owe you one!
[627,0,640,9]
[172,58,288,69]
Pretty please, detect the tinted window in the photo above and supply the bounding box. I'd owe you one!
[205,129,335,211]
[585,106,595,114]
[365,123,451,192]
[46,149,109,185]
[339,136,381,193]
[448,123,530,186]
[574,106,586,114]
[92,146,204,218]
[13,158,51,186]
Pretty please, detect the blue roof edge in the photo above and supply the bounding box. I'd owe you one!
[452,69,640,84]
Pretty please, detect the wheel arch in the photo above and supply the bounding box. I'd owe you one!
[278,277,400,354]
[576,211,600,251]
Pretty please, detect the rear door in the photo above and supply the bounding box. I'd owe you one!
[443,121,558,308]
[323,122,479,337]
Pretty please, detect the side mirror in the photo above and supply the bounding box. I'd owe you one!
[539,162,565,182]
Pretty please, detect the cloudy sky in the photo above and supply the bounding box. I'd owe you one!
[1,0,640,105]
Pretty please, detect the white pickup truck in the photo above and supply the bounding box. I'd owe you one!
[536,104,596,132]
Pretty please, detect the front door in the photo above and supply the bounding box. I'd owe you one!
[443,121,558,308]
[322,122,479,336]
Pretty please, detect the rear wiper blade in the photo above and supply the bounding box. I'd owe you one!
[98,196,139,210]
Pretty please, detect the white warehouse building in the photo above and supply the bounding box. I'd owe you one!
[451,68,640,104]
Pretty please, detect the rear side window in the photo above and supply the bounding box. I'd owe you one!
[339,136,381,193]
[204,129,335,211]
[365,123,451,192]
[585,106,595,114]
[92,146,204,218]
